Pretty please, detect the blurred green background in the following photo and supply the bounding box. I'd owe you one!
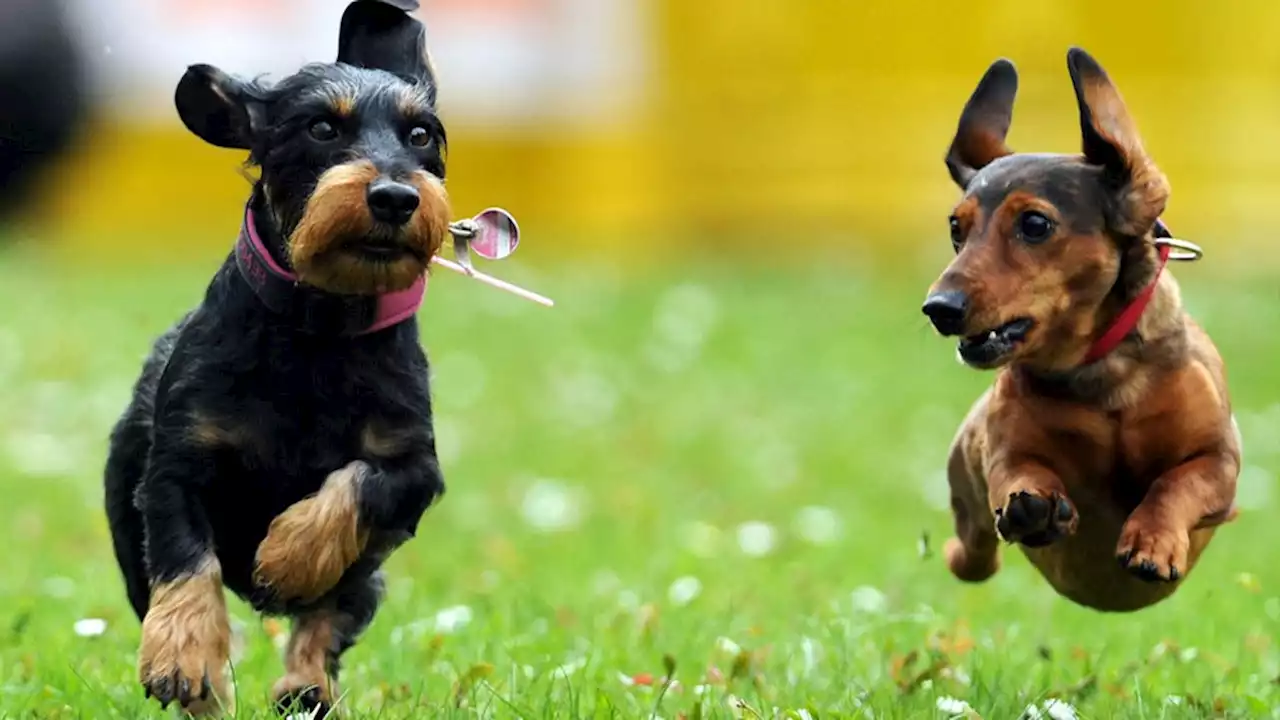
[3,0,1280,717]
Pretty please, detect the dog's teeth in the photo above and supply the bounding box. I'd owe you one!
[987,330,998,341]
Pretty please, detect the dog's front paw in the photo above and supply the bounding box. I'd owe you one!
[255,461,371,603]
[137,563,232,715]
[1116,514,1189,583]
[994,488,1077,547]
[273,678,335,718]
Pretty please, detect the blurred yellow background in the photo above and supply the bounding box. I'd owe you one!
[23,0,1280,261]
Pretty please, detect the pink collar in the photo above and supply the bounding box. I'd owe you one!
[235,206,426,336]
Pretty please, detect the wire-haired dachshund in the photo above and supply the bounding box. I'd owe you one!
[104,0,449,714]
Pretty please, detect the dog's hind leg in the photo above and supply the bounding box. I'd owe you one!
[943,419,1001,583]
[105,337,181,622]
[104,409,154,621]
[274,571,385,718]
[106,326,186,621]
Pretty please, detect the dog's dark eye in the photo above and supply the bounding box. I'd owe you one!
[308,119,339,142]
[408,126,431,148]
[1017,211,1054,244]
[948,216,963,252]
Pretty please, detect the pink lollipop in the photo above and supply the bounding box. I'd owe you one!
[468,208,520,260]
[433,208,553,307]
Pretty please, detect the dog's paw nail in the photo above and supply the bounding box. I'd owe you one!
[201,674,212,701]
[1169,565,1181,582]
[1116,550,1134,567]
[1054,498,1074,521]
[1136,559,1161,580]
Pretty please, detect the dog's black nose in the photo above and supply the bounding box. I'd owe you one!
[922,290,969,336]
[367,180,420,226]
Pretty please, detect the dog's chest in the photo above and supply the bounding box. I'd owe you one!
[238,398,364,477]
[1038,414,1160,483]
[995,383,1186,486]
[196,327,429,500]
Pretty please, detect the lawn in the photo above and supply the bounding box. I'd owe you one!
[0,240,1278,719]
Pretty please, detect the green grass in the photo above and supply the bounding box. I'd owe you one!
[1,242,1279,719]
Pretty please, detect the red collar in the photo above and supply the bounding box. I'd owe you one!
[1080,224,1174,365]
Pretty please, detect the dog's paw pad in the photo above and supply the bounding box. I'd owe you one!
[995,489,1077,547]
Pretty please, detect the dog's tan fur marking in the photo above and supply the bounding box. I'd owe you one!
[408,169,450,259]
[273,612,339,709]
[138,555,233,715]
[288,160,450,295]
[397,85,433,118]
[188,410,245,449]
[254,461,371,603]
[325,86,357,118]
[289,160,379,281]
[361,422,417,459]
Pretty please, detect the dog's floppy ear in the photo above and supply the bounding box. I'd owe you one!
[1067,47,1169,236]
[174,64,261,150]
[337,0,436,100]
[945,59,1018,189]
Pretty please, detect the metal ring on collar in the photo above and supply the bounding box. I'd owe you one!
[1154,237,1203,262]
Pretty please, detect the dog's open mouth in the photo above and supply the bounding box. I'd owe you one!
[957,318,1034,367]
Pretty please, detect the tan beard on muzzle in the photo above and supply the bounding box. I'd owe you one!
[288,160,450,295]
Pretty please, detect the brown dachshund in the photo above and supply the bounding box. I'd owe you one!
[922,47,1240,612]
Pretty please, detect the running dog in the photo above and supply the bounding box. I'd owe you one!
[105,0,448,714]
[922,47,1240,612]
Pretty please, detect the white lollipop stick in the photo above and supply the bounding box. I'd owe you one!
[431,256,555,307]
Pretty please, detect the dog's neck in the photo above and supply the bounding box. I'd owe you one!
[232,194,426,337]
[1014,269,1189,410]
